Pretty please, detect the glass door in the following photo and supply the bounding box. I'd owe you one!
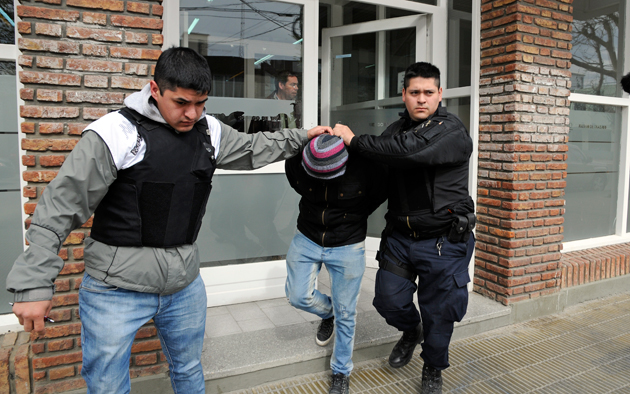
[321,15,428,130]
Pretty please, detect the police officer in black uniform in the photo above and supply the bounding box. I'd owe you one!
[332,62,475,394]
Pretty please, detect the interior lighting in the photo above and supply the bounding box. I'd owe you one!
[0,8,14,26]
[254,54,274,65]
[188,18,200,35]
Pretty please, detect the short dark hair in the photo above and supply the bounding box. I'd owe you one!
[276,70,297,90]
[404,62,441,89]
[154,47,212,94]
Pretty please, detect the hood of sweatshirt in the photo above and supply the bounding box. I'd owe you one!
[123,83,207,126]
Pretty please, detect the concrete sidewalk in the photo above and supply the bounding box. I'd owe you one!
[224,291,630,394]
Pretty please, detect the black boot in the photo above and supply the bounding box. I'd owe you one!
[329,373,349,394]
[388,324,422,368]
[420,364,442,394]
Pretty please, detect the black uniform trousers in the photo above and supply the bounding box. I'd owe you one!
[373,229,475,370]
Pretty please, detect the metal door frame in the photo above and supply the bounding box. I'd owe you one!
[321,14,438,126]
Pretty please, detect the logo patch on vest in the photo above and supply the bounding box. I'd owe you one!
[131,133,142,156]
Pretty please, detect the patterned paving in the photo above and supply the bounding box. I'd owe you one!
[226,292,630,393]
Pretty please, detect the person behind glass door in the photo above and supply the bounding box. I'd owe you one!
[6,47,332,394]
[269,70,299,101]
[268,70,301,129]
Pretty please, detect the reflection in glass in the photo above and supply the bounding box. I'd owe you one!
[448,0,472,88]
[0,1,15,45]
[0,68,19,191]
[387,28,416,98]
[343,2,376,24]
[0,135,19,190]
[564,103,621,242]
[0,191,25,313]
[571,0,625,97]
[443,97,470,131]
[0,60,15,75]
[180,0,303,132]
[330,33,376,107]
[0,58,20,314]
[196,174,300,267]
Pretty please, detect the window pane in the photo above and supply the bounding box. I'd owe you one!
[196,174,299,267]
[0,67,18,190]
[0,134,19,190]
[330,32,377,106]
[564,103,621,241]
[571,0,625,97]
[0,0,15,45]
[0,191,24,313]
[180,0,303,130]
[0,58,19,314]
[343,2,376,24]
[443,97,470,131]
[386,28,416,98]
[447,0,472,88]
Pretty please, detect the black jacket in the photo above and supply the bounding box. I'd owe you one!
[286,152,387,247]
[349,105,473,238]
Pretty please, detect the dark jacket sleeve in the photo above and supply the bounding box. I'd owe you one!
[364,159,388,215]
[349,114,472,169]
[285,153,303,193]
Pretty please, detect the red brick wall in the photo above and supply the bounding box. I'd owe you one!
[16,0,166,392]
[1,332,31,394]
[474,0,573,305]
[561,244,630,288]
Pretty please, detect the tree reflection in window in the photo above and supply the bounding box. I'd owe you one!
[571,1,624,97]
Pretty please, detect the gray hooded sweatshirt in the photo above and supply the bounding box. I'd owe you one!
[7,84,309,301]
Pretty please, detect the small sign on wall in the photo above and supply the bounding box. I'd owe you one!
[397,71,405,94]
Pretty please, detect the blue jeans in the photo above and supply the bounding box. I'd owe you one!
[285,232,365,376]
[79,273,207,394]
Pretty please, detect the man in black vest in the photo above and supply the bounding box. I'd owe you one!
[7,47,331,394]
[332,62,475,394]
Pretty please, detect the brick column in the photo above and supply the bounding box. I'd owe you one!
[474,0,573,305]
[16,1,166,392]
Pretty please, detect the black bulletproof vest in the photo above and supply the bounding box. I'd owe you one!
[91,108,216,248]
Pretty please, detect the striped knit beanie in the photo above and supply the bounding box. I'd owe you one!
[302,134,348,180]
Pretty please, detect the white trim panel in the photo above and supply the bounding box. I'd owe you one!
[200,260,288,307]
[0,314,21,335]
[569,93,630,106]
[0,44,17,60]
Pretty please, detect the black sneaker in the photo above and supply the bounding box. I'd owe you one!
[420,364,442,394]
[316,316,335,346]
[329,373,349,394]
[388,324,422,368]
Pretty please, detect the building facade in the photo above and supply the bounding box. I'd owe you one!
[0,0,629,392]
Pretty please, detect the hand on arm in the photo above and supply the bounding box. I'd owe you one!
[332,124,355,146]
[306,125,333,140]
[13,300,52,334]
